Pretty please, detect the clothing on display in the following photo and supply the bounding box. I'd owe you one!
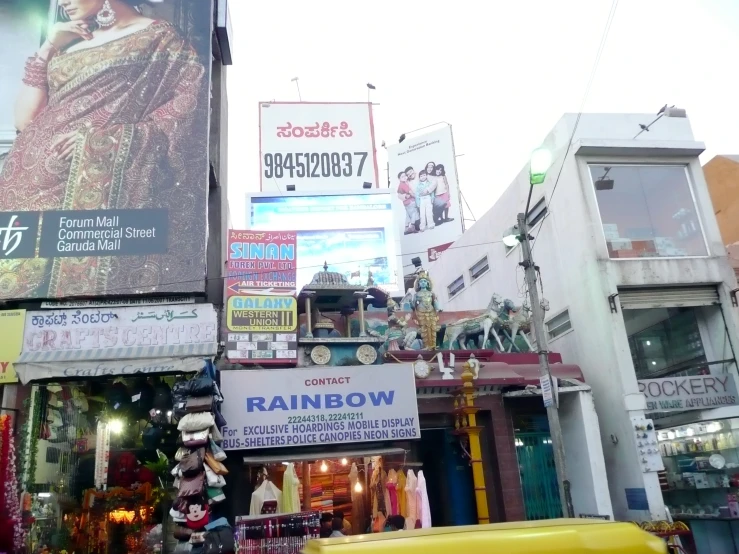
[250,479,284,516]
[397,470,407,518]
[405,469,418,529]
[281,463,301,514]
[386,469,399,515]
[417,470,432,528]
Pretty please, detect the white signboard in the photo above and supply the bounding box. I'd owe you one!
[220,364,421,450]
[259,102,379,193]
[387,126,464,268]
[639,374,739,412]
[19,304,218,362]
[40,296,195,309]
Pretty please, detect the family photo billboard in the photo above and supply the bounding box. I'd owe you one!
[387,126,465,269]
[259,102,380,193]
[0,1,213,300]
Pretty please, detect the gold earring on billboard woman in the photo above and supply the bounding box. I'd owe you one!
[96,0,117,27]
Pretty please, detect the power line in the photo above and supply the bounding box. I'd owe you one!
[532,0,619,254]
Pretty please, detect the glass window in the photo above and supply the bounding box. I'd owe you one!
[589,165,707,258]
[546,310,572,339]
[448,275,465,297]
[469,256,489,281]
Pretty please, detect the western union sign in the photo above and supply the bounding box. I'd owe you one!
[227,295,297,332]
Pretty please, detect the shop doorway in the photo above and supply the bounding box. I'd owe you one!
[416,428,477,526]
[513,413,562,520]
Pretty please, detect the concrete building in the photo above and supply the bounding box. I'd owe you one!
[704,155,739,246]
[427,112,739,528]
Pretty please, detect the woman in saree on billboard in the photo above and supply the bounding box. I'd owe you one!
[0,0,211,300]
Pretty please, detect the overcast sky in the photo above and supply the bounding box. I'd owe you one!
[226,0,739,229]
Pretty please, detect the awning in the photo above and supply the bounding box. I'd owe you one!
[17,342,216,364]
[15,356,208,385]
[419,363,584,387]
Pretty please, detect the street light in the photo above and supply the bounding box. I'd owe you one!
[504,146,573,518]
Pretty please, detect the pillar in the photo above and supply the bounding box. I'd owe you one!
[354,291,368,337]
[304,291,315,338]
[454,364,490,524]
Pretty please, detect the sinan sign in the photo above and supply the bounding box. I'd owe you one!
[639,374,739,412]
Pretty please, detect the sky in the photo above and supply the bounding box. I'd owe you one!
[226,0,739,229]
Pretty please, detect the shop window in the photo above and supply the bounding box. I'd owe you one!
[589,164,707,258]
[447,275,465,298]
[624,306,735,380]
[546,310,572,340]
[469,256,489,282]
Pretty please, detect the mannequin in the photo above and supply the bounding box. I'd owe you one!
[249,466,283,516]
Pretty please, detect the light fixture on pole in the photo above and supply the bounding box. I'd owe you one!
[291,77,302,102]
[366,83,376,103]
[503,146,573,518]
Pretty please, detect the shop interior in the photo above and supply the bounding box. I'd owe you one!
[21,376,189,554]
[226,428,477,552]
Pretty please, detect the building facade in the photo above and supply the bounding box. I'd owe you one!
[427,113,739,529]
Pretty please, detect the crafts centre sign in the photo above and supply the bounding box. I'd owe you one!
[639,374,739,412]
[219,364,420,450]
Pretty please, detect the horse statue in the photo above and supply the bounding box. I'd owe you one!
[498,299,534,352]
[444,293,506,351]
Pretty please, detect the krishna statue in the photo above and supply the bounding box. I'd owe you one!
[412,269,442,349]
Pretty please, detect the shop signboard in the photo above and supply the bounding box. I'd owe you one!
[247,191,402,292]
[225,295,298,364]
[219,364,421,450]
[259,101,379,193]
[428,242,453,262]
[387,126,465,268]
[0,310,26,384]
[0,1,213,300]
[18,304,218,363]
[227,230,297,293]
[639,374,739,412]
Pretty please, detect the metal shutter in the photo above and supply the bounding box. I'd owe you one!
[618,286,719,310]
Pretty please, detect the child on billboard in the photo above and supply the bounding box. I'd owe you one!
[415,170,436,232]
[396,170,419,235]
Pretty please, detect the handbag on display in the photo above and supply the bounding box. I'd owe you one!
[213,407,227,430]
[178,413,215,433]
[209,439,226,462]
[204,465,226,488]
[204,451,228,476]
[185,395,213,414]
[182,429,209,448]
[185,498,210,530]
[187,373,215,398]
[203,525,235,554]
[173,526,193,541]
[175,447,190,462]
[180,448,205,478]
[177,473,205,498]
[207,486,225,505]
[210,425,223,443]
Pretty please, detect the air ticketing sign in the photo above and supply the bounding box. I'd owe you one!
[227,230,297,293]
[219,364,420,450]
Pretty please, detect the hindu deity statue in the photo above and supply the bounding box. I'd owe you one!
[412,269,441,349]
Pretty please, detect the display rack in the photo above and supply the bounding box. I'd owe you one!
[234,510,321,554]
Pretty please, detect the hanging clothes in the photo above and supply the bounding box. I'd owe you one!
[417,470,432,528]
[404,469,418,529]
[386,469,399,515]
[349,463,367,536]
[397,470,407,518]
[249,479,283,516]
[280,463,301,514]
[382,469,391,517]
[371,464,387,517]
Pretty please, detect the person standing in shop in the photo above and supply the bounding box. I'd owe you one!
[333,510,352,536]
[330,518,346,538]
[386,515,406,532]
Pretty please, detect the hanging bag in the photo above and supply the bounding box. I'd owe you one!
[204,451,228,476]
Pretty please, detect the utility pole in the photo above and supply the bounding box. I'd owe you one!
[517,211,573,518]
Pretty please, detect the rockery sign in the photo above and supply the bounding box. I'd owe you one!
[639,374,739,412]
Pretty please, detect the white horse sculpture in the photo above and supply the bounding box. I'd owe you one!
[499,300,534,353]
[444,293,506,351]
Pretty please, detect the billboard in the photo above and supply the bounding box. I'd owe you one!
[0,310,25,384]
[387,126,465,269]
[220,365,420,450]
[227,230,297,293]
[259,102,379,193]
[0,1,213,300]
[247,191,402,292]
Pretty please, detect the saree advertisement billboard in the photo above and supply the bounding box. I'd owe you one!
[247,191,403,293]
[0,0,213,301]
[259,102,379,193]
[387,125,465,269]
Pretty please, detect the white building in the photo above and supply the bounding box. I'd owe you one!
[428,112,739,525]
